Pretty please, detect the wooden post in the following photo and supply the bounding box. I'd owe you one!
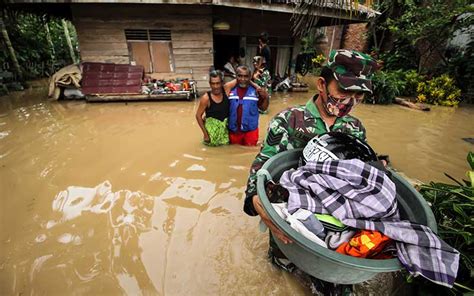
[62,19,76,64]
[43,17,56,74]
[0,13,23,81]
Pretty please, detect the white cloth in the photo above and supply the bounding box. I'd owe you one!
[223,62,236,75]
[271,203,327,248]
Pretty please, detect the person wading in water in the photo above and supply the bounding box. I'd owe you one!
[195,70,230,146]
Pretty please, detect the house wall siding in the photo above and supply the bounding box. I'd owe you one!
[71,4,214,88]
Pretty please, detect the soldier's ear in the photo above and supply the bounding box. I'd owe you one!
[316,77,326,93]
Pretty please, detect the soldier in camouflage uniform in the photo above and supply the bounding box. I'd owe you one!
[243,50,379,287]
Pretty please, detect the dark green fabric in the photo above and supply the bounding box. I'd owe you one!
[204,117,229,146]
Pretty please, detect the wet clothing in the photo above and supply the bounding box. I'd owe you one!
[244,95,366,216]
[280,158,460,288]
[204,117,229,146]
[325,230,356,250]
[229,128,259,146]
[336,230,392,259]
[204,90,229,146]
[229,86,260,133]
[206,91,229,121]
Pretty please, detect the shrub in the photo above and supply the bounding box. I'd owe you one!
[418,152,474,294]
[416,74,462,107]
[310,54,325,76]
[403,70,425,97]
[369,70,406,104]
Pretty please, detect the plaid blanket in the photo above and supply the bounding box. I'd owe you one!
[280,159,459,287]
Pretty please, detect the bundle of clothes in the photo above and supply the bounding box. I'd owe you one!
[266,132,459,288]
[141,78,195,95]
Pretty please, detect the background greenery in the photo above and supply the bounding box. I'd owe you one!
[417,152,474,295]
[367,0,473,105]
[0,10,79,80]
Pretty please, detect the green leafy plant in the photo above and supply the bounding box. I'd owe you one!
[369,70,406,104]
[418,152,474,294]
[403,70,425,97]
[310,53,325,76]
[311,53,325,67]
[416,74,462,106]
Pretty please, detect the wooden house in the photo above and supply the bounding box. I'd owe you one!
[7,0,377,91]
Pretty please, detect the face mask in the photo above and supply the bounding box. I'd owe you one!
[322,82,364,117]
[324,94,355,117]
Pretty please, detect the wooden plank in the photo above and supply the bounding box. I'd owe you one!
[173,48,212,55]
[75,28,125,37]
[130,42,152,72]
[72,4,212,19]
[172,40,213,49]
[171,32,212,42]
[150,42,172,73]
[175,66,210,72]
[80,49,129,56]
[74,19,211,29]
[173,53,213,62]
[77,34,126,43]
[86,92,193,102]
[81,56,131,64]
[174,59,213,68]
[78,42,128,51]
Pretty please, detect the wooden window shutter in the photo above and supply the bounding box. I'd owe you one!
[129,42,152,73]
[150,42,172,73]
[125,29,174,73]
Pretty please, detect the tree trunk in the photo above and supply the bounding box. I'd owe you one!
[61,19,76,64]
[44,20,56,74]
[0,14,23,81]
[394,97,430,111]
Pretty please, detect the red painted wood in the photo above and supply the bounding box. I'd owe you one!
[81,62,144,94]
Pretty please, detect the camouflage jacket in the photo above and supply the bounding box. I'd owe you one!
[254,69,272,89]
[244,96,367,216]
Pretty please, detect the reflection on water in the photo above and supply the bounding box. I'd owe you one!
[22,181,157,295]
[0,84,472,295]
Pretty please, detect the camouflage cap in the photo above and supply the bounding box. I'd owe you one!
[326,49,379,94]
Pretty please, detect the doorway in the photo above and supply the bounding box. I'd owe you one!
[213,34,240,71]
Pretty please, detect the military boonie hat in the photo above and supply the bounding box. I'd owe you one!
[326,49,379,94]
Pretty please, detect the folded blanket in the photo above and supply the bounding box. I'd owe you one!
[280,159,459,287]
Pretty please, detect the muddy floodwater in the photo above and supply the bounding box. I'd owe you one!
[0,84,472,295]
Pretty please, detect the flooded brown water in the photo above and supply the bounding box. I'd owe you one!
[0,84,472,295]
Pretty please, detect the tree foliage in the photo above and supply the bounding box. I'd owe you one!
[0,10,79,79]
[366,0,473,103]
[369,0,472,71]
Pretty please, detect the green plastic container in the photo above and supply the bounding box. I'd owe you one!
[256,149,437,284]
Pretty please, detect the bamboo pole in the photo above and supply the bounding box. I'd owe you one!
[61,19,76,64]
[0,13,23,81]
[43,18,56,74]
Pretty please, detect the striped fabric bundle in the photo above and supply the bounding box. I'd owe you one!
[280,159,459,287]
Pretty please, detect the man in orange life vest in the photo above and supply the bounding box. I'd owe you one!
[226,65,269,146]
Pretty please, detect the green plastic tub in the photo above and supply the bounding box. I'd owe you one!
[256,148,437,284]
